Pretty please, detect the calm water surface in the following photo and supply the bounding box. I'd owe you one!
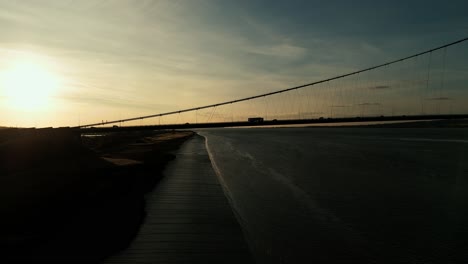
[198,127,468,264]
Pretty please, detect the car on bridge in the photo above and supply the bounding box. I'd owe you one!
[248,117,264,123]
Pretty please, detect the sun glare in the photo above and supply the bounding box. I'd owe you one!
[1,58,60,111]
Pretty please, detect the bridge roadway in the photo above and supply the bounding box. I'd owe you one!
[77,114,468,133]
[104,134,254,264]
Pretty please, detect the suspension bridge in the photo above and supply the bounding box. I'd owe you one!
[76,37,468,132]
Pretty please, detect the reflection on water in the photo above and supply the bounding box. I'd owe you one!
[81,134,105,137]
[199,127,468,264]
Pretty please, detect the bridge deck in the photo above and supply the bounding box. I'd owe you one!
[104,135,253,264]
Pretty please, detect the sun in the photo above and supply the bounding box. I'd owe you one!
[1,58,60,111]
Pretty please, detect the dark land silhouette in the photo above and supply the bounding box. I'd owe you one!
[0,128,193,263]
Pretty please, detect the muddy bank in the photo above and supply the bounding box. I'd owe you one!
[0,128,194,263]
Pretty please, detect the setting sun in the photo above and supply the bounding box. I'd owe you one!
[1,58,60,111]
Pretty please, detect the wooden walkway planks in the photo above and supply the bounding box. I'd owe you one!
[104,134,253,264]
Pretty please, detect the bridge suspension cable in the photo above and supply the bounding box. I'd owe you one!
[77,36,468,128]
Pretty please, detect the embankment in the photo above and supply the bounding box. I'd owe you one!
[0,128,193,263]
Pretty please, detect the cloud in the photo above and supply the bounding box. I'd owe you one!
[301,111,326,115]
[427,97,451,100]
[246,44,308,60]
[370,85,392,89]
[57,94,172,111]
[357,102,381,106]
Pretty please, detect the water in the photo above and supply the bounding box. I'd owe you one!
[198,127,468,264]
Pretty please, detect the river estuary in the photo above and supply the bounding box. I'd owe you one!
[199,127,468,264]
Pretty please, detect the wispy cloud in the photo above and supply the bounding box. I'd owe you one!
[357,102,381,106]
[245,43,307,60]
[427,97,452,100]
[370,85,392,89]
[57,94,172,111]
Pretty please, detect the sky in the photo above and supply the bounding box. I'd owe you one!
[0,0,467,127]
